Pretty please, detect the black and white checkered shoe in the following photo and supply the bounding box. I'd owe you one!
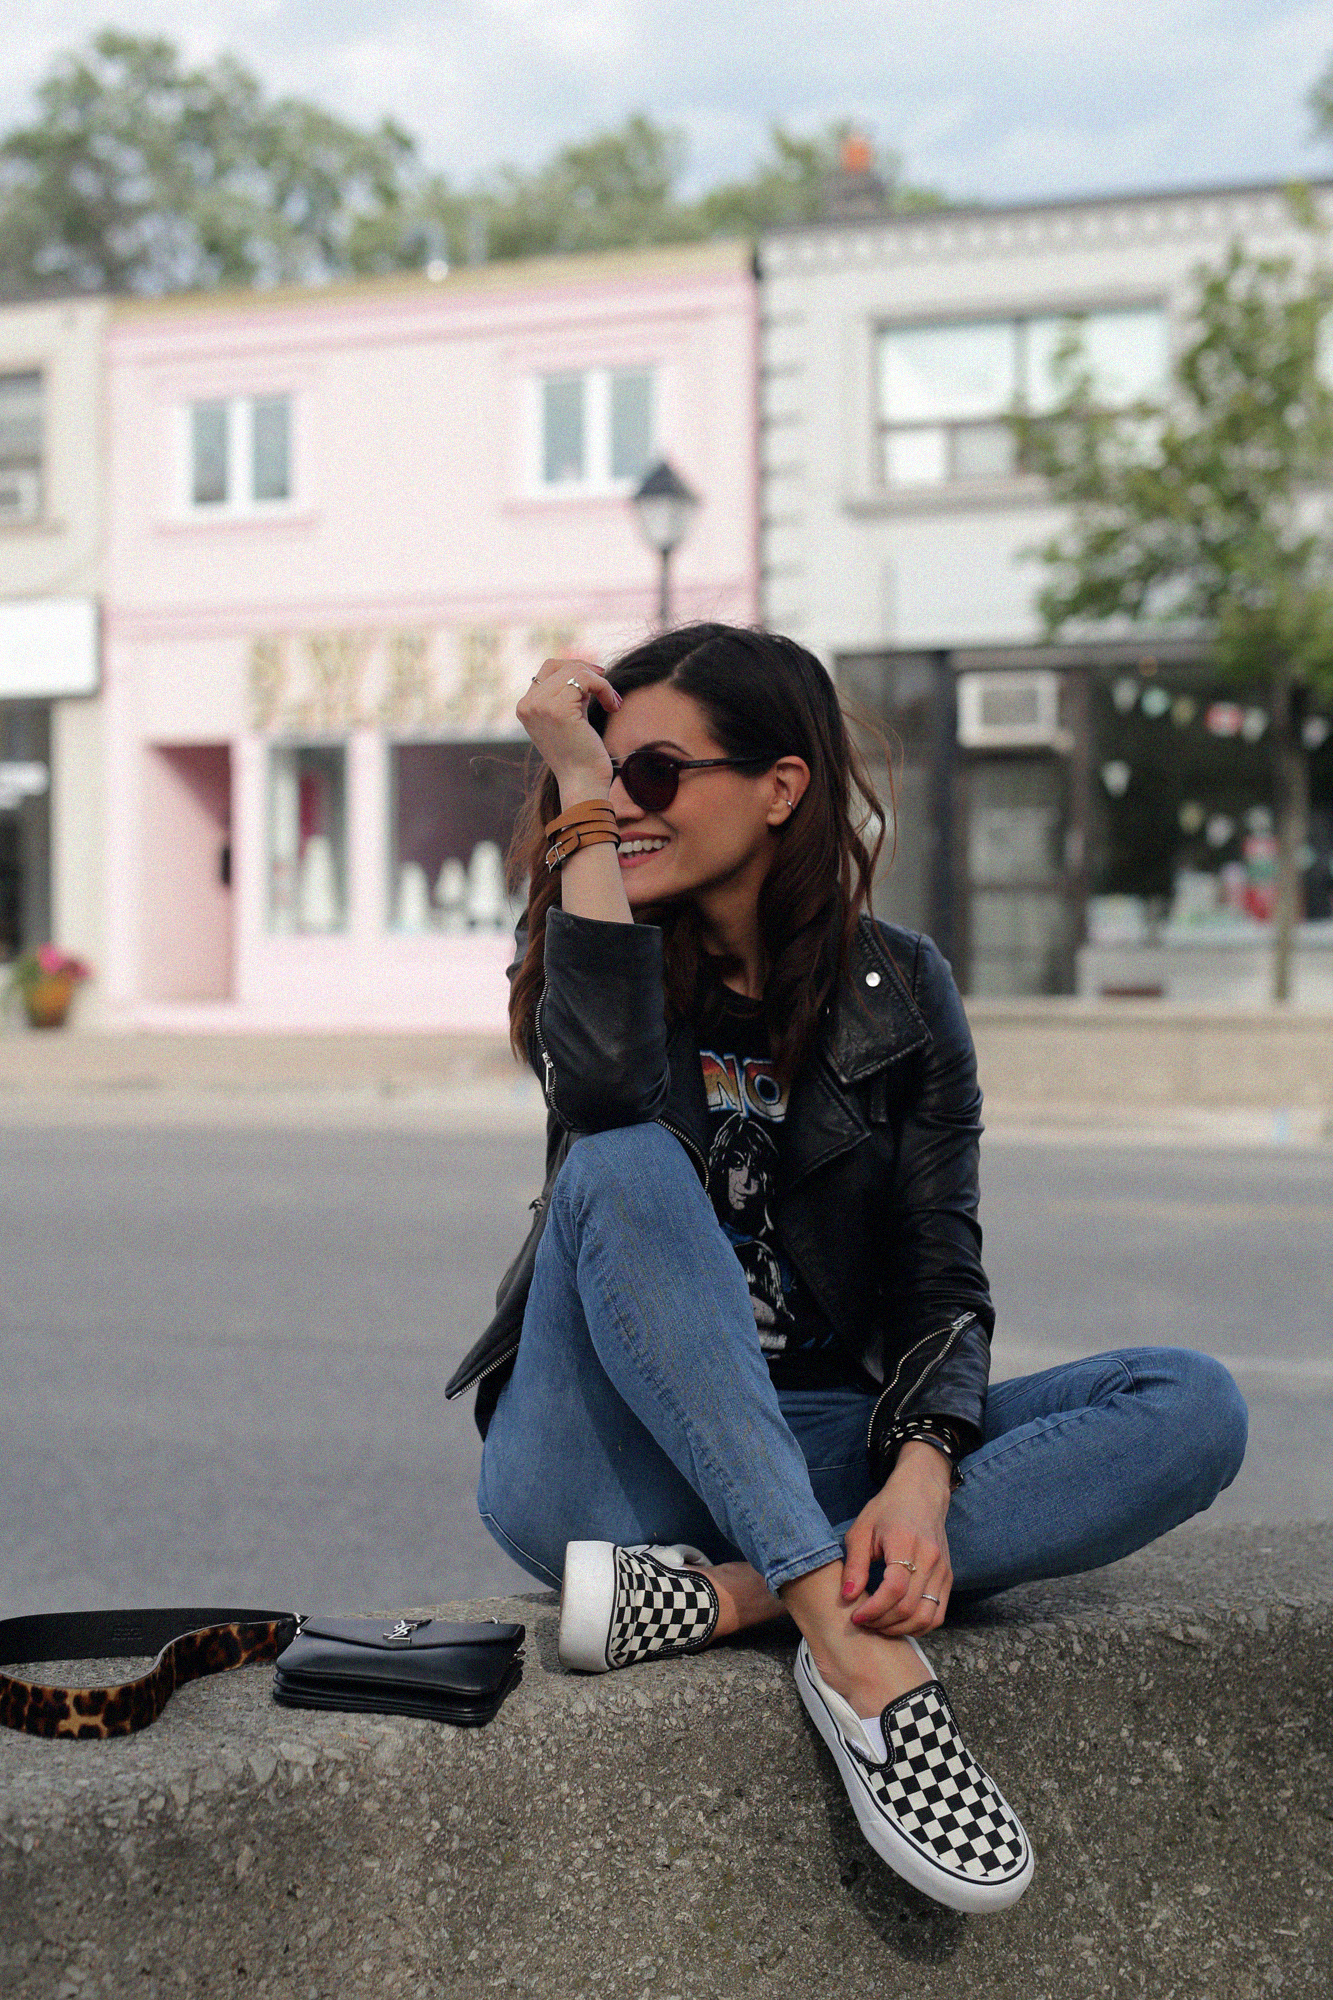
[795,1639,1034,1913]
[558,1542,720,1673]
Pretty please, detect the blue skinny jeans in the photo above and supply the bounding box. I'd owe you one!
[478,1124,1248,1597]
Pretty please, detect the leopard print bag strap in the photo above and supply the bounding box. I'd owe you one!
[0,1607,299,1739]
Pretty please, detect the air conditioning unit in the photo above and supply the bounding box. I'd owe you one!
[957,670,1069,750]
[0,467,41,522]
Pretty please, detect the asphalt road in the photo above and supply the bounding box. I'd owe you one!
[1,1121,1329,1619]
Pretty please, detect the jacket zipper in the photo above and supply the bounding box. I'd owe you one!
[866,1310,976,1452]
[653,1112,708,1184]
[533,1003,562,1121]
[463,1336,522,1389]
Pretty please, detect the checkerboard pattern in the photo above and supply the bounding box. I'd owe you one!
[863,1682,1031,1884]
[605,1549,720,1669]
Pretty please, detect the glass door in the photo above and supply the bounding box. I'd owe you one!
[963,755,1076,994]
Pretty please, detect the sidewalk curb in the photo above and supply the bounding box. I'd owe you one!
[2,1525,1329,1999]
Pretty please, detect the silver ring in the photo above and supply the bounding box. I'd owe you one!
[889,1559,917,1575]
[567,678,584,694]
[921,1593,941,1605]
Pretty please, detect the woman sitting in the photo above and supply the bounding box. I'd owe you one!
[447,623,1247,1915]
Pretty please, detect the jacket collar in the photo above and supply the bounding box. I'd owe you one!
[660,919,932,1178]
[824,920,931,1085]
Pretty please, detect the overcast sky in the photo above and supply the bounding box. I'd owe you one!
[4,1,1331,206]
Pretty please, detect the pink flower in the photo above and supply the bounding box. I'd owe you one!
[28,945,91,981]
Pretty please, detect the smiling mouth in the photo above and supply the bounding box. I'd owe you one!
[618,836,669,866]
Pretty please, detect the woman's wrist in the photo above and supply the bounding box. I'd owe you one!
[892,1439,955,1494]
[555,767,613,811]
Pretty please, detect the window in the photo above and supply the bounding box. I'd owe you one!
[190,402,228,506]
[388,741,528,932]
[251,396,291,501]
[877,307,1167,488]
[610,369,652,481]
[542,375,585,484]
[0,371,42,524]
[267,744,346,932]
[538,366,655,491]
[188,393,292,511]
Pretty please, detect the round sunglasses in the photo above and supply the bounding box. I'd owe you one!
[609,748,774,813]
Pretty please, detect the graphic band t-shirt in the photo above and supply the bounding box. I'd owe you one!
[698,991,869,1392]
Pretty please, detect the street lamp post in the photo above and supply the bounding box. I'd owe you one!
[631,459,700,630]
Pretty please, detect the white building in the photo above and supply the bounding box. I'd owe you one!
[0,294,104,992]
[759,182,1333,1000]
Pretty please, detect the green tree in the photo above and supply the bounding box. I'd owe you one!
[464,115,695,262]
[1025,225,1333,1001]
[0,29,422,294]
[441,117,943,264]
[0,34,944,290]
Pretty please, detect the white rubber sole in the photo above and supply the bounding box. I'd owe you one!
[794,1640,1034,1915]
[558,1541,618,1673]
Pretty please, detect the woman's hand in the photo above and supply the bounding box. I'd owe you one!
[840,1442,953,1637]
[516,657,621,807]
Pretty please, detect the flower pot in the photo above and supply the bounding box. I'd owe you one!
[23,972,76,1029]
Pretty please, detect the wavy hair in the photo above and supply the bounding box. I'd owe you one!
[507,623,891,1088]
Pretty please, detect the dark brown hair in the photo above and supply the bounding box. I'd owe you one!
[507,623,891,1087]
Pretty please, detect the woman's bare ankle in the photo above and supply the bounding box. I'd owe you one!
[702,1561,785,1641]
[781,1561,930,1716]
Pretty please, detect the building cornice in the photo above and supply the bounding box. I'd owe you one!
[106,238,754,334]
[760,179,1333,276]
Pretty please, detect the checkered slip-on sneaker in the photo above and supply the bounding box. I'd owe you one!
[795,1638,1034,1913]
[558,1542,720,1673]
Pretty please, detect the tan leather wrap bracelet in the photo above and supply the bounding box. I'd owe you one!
[544,798,619,873]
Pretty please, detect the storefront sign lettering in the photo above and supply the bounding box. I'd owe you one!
[246,622,589,737]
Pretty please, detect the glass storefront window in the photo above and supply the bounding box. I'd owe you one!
[268,744,347,933]
[1087,668,1333,934]
[389,740,529,932]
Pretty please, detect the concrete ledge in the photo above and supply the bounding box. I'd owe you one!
[968,1000,1333,1119]
[0,1031,522,1096]
[3,1525,1330,1998]
[2,1009,1331,1142]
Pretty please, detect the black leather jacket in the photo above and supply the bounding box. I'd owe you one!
[445,908,995,1475]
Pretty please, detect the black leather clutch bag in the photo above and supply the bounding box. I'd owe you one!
[273,1616,524,1726]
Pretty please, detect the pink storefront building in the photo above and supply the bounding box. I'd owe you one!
[101,241,758,1031]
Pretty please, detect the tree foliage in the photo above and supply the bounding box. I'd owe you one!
[0,30,419,293]
[0,30,942,296]
[1025,223,1333,999]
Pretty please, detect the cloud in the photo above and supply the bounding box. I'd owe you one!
[0,0,1326,204]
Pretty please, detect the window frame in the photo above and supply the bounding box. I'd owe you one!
[875,302,1168,494]
[0,367,45,527]
[181,390,296,517]
[531,364,656,497]
[265,737,349,936]
[384,735,529,936]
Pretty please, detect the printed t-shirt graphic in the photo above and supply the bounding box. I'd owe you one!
[699,992,854,1388]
